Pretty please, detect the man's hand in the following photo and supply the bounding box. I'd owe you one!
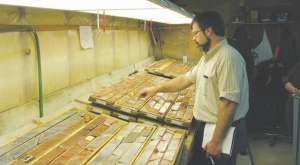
[137,86,158,101]
[204,140,222,159]
[137,75,192,101]
[285,82,299,94]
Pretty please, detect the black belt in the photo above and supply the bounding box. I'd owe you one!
[199,118,244,127]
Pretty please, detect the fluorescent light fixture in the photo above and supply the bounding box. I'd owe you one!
[0,0,194,24]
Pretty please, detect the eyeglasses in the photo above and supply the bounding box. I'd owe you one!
[192,29,202,36]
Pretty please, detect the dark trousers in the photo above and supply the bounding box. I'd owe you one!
[190,118,247,165]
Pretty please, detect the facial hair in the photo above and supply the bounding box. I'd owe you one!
[196,35,211,53]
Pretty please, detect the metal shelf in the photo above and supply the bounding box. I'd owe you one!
[231,21,293,25]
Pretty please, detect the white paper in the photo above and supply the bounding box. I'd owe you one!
[202,123,236,156]
[79,26,94,49]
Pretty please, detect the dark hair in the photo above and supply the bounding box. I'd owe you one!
[190,11,225,37]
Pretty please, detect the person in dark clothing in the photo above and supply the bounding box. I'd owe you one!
[232,26,253,48]
[227,38,255,79]
[230,26,256,78]
[227,38,255,156]
[284,62,300,135]
[278,28,297,73]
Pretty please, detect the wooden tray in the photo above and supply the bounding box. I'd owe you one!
[111,111,137,122]
[61,114,127,165]
[88,83,119,107]
[138,91,180,122]
[89,72,153,108]
[0,108,86,164]
[86,104,112,116]
[144,58,176,73]
[137,117,163,126]
[145,58,195,78]
[86,122,157,165]
[164,85,195,129]
[164,118,192,130]
[133,126,186,165]
[163,120,194,136]
[159,61,186,78]
[112,75,170,116]
[0,108,127,165]
[161,62,195,78]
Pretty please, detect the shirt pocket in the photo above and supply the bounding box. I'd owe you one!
[199,75,213,96]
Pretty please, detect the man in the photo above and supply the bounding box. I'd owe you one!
[284,62,300,135]
[138,11,248,165]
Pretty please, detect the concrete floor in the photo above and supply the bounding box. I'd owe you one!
[236,133,293,165]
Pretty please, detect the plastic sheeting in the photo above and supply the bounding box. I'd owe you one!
[0,6,152,113]
[26,8,66,25]
[0,32,38,112]
[154,28,202,63]
[38,31,70,94]
[66,11,94,26]
[0,6,19,25]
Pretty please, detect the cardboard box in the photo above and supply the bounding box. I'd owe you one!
[251,10,258,23]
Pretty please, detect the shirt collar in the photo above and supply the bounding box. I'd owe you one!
[204,39,227,59]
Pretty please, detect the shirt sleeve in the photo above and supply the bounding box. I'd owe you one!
[217,48,246,103]
[185,63,199,84]
[287,62,300,83]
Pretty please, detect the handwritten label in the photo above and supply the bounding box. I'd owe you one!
[120,107,131,113]
[171,120,183,126]
[146,113,157,119]
[96,99,106,105]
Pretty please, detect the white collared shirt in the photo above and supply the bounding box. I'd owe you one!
[185,39,249,123]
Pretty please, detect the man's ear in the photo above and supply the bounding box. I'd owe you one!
[205,27,213,36]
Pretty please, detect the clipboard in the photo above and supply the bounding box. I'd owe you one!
[202,123,236,158]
